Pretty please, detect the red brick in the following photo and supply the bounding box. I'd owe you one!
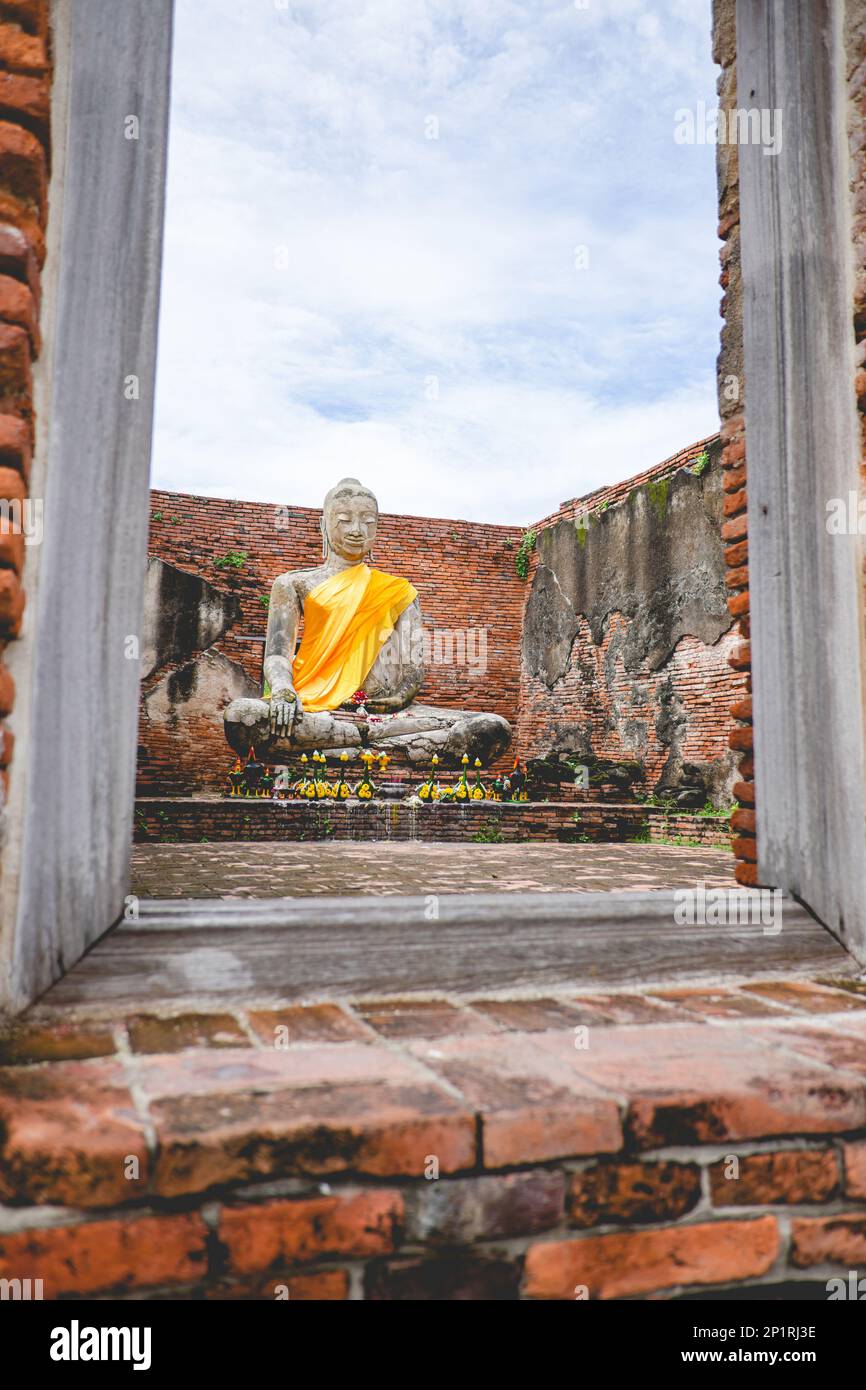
[726,564,748,589]
[709,1149,838,1205]
[729,725,753,752]
[724,538,748,567]
[0,69,47,144]
[721,512,748,542]
[219,1190,403,1275]
[126,1011,250,1054]
[144,1045,476,1195]
[407,1032,623,1167]
[0,513,21,570]
[843,1141,866,1199]
[741,981,866,1014]
[0,408,29,475]
[731,834,757,861]
[0,3,49,40]
[568,1160,701,1229]
[0,269,36,348]
[0,319,30,418]
[720,414,745,441]
[727,590,750,618]
[731,807,756,834]
[723,487,747,516]
[735,860,759,886]
[0,119,45,217]
[0,1059,150,1206]
[652,987,781,1020]
[723,464,746,492]
[727,639,751,669]
[732,779,754,804]
[356,998,497,1040]
[730,695,752,721]
[246,1003,369,1045]
[523,1217,778,1299]
[0,1214,208,1297]
[721,436,746,466]
[0,565,23,632]
[0,20,47,75]
[0,1018,115,1064]
[530,1022,866,1148]
[0,658,13,714]
[790,1214,866,1268]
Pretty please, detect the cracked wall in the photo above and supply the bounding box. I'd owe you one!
[516,437,747,807]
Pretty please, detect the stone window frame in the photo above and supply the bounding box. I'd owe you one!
[0,0,863,1014]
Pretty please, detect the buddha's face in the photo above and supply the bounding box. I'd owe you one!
[323,489,378,563]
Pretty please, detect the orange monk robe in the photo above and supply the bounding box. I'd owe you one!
[288,563,418,713]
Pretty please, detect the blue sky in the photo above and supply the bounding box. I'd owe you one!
[151,0,720,524]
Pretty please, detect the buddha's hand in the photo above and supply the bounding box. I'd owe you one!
[269,687,303,737]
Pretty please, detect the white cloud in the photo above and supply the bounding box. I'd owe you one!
[152,0,721,523]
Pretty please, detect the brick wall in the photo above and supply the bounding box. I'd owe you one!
[133,796,734,849]
[1,980,865,1300]
[141,430,743,801]
[713,0,755,885]
[139,495,525,792]
[516,433,747,804]
[0,0,48,831]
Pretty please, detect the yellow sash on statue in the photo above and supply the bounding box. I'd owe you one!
[290,563,417,713]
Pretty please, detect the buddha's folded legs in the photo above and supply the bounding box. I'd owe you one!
[224,697,511,766]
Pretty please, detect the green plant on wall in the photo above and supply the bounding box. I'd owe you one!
[259,594,270,609]
[646,478,670,523]
[515,528,536,580]
[214,550,248,571]
[689,449,710,477]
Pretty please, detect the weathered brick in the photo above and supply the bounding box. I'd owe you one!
[356,998,497,1040]
[731,807,756,834]
[219,1190,403,1274]
[723,487,747,516]
[0,408,28,475]
[0,565,23,632]
[0,20,48,75]
[568,1160,701,1229]
[727,589,750,618]
[721,512,748,541]
[407,1032,623,1168]
[523,1217,778,1299]
[0,1018,115,1064]
[126,1011,250,1054]
[0,269,36,348]
[0,659,12,713]
[730,695,752,721]
[0,69,47,144]
[709,1149,838,1206]
[0,1059,150,1206]
[843,1141,866,1199]
[0,1214,208,1297]
[406,1170,565,1245]
[790,1214,866,1268]
[366,1254,520,1300]
[0,119,45,217]
[246,1003,369,1045]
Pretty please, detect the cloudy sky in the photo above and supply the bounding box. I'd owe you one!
[151,0,720,524]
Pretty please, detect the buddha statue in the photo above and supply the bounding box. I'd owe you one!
[223,478,512,766]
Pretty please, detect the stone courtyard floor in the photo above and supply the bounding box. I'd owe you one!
[131,841,735,899]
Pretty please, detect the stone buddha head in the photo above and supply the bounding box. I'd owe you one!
[321,477,379,564]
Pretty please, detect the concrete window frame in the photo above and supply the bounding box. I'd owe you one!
[0,0,863,1014]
